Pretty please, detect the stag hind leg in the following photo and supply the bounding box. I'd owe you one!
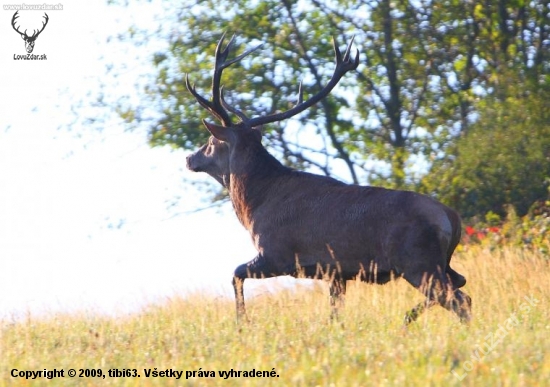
[403,269,471,325]
[404,289,471,325]
[403,298,437,325]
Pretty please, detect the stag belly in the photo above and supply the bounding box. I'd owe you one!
[279,246,396,284]
[250,184,455,281]
[252,218,394,281]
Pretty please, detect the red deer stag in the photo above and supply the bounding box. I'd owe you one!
[185,34,471,325]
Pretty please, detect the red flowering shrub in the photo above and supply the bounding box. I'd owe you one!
[461,202,549,256]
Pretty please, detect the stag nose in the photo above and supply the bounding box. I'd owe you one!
[186,154,200,172]
[185,154,193,170]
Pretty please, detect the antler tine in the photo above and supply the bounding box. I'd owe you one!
[209,33,234,126]
[244,36,359,128]
[220,87,250,122]
[212,34,263,125]
[214,32,233,68]
[186,33,262,127]
[296,81,304,105]
[223,42,264,69]
[185,74,227,123]
[215,33,264,70]
[334,35,359,72]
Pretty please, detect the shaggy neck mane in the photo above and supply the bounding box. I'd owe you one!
[229,141,291,229]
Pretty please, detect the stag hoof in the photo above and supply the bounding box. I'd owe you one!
[403,306,422,325]
[458,309,471,325]
[403,312,416,326]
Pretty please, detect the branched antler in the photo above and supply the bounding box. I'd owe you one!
[188,35,359,130]
[241,36,359,128]
[185,33,263,126]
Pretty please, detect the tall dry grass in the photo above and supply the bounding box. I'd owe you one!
[0,246,548,386]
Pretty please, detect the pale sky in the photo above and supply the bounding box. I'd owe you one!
[0,1,290,319]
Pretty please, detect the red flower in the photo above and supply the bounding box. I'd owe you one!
[465,226,475,236]
[488,226,500,233]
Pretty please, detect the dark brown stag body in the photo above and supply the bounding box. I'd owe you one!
[185,35,471,324]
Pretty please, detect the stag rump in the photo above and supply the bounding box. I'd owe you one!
[185,34,471,325]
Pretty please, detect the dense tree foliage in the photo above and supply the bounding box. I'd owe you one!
[422,83,550,217]
[108,0,550,217]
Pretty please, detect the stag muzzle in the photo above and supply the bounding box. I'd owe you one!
[185,154,200,172]
[186,151,208,173]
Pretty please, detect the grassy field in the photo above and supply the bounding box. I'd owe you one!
[1,246,548,386]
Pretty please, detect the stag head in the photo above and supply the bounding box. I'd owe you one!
[186,135,231,187]
[12,11,49,53]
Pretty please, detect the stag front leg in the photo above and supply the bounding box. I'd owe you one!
[232,276,247,321]
[232,254,277,323]
[329,278,346,320]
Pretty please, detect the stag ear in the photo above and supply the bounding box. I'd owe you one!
[203,120,235,143]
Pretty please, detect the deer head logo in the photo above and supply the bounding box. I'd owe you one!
[11,11,49,53]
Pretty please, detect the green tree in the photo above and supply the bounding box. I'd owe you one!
[113,0,482,190]
[102,0,549,208]
[422,84,550,218]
